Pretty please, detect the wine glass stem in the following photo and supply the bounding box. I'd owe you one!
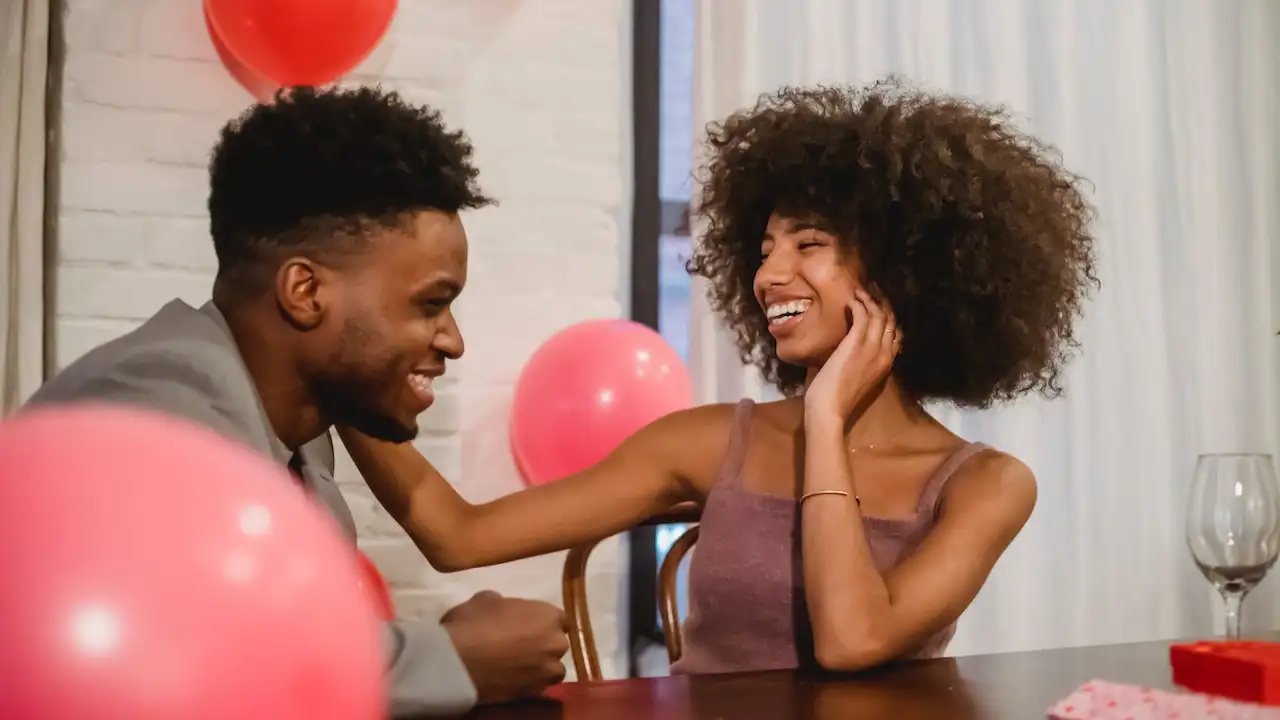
[1223,591,1245,639]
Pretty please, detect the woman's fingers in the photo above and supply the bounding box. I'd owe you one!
[877,304,897,370]
[855,288,885,351]
[847,295,870,341]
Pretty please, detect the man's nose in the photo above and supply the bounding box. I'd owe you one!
[434,311,464,359]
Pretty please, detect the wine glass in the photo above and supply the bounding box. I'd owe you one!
[1186,453,1280,638]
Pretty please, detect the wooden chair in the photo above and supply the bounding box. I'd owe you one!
[562,502,701,681]
[656,523,699,664]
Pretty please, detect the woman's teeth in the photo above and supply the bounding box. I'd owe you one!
[766,299,812,324]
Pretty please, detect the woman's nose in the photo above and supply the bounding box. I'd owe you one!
[757,247,798,286]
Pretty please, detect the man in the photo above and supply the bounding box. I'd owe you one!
[26,87,569,717]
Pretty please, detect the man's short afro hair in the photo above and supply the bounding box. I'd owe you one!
[208,85,491,285]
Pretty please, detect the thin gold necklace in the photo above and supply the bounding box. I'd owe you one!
[845,421,921,506]
[846,420,918,455]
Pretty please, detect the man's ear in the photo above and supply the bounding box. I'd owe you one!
[274,257,331,331]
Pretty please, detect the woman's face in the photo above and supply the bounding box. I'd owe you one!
[752,212,861,370]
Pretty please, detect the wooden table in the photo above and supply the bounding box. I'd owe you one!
[465,634,1279,719]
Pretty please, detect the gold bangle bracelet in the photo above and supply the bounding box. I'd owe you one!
[800,490,858,505]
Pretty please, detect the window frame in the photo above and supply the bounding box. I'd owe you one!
[626,0,665,664]
[629,0,696,673]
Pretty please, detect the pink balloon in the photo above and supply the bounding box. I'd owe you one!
[0,405,384,720]
[510,320,694,485]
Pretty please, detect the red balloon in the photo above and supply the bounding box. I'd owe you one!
[510,320,694,486]
[205,0,397,87]
[0,406,384,720]
[204,1,276,101]
[355,551,396,621]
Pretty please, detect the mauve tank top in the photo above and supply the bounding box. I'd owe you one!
[670,399,990,675]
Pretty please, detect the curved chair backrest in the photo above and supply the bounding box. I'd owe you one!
[562,503,702,680]
[657,525,699,664]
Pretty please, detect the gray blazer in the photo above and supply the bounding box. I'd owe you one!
[25,299,477,718]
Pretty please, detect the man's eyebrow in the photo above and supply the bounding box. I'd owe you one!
[411,277,462,299]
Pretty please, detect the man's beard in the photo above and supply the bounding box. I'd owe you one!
[312,320,419,444]
[314,377,418,444]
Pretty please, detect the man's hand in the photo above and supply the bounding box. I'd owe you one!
[441,591,570,705]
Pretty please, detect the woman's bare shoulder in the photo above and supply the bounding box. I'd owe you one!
[944,448,1038,520]
[752,396,806,429]
[641,401,752,493]
[957,448,1036,484]
[655,401,741,428]
[660,397,803,441]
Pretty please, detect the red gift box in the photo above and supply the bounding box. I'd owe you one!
[1170,641,1280,706]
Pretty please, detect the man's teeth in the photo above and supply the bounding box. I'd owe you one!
[766,299,812,323]
[409,373,434,393]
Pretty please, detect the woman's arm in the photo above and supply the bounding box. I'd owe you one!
[800,407,1036,671]
[338,403,733,572]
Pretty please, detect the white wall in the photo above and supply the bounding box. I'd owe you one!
[54,0,631,679]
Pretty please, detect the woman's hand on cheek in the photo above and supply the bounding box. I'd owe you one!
[804,288,901,422]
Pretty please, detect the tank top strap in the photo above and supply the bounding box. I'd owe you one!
[714,399,756,489]
[915,442,993,518]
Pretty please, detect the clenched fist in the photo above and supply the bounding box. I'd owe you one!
[441,591,570,705]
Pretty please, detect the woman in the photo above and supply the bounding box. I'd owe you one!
[343,79,1097,674]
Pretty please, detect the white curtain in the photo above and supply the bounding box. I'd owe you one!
[0,0,48,412]
[691,0,1280,655]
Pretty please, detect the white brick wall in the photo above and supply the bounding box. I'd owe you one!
[55,0,631,679]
